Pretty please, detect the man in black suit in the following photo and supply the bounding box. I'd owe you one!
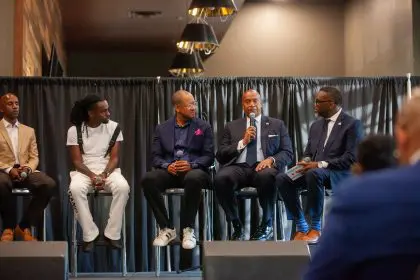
[215,89,293,241]
[276,86,363,244]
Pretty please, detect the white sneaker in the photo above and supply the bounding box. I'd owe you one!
[182,227,197,250]
[153,228,176,247]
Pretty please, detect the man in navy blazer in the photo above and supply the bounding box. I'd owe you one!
[215,89,293,241]
[276,86,363,243]
[304,94,420,280]
[140,90,214,250]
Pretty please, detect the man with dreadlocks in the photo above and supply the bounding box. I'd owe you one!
[67,95,129,252]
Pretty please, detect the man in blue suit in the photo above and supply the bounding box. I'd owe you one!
[276,87,363,243]
[140,90,214,250]
[304,94,420,280]
[215,89,293,241]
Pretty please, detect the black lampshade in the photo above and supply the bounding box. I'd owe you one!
[188,0,237,17]
[168,51,204,76]
[177,23,219,54]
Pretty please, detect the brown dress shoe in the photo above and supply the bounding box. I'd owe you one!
[293,231,307,241]
[302,229,321,244]
[1,228,14,241]
[15,226,37,241]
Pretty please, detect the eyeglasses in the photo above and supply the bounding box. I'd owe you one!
[183,102,197,109]
[314,100,333,105]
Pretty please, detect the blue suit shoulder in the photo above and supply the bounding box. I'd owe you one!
[192,117,211,127]
[265,116,285,126]
[156,117,210,129]
[336,164,420,203]
[226,118,244,127]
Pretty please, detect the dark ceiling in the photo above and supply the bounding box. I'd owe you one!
[60,0,346,52]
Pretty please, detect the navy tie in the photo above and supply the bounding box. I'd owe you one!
[246,123,257,167]
[315,119,330,161]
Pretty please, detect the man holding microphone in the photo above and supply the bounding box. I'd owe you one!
[0,93,56,241]
[215,89,293,241]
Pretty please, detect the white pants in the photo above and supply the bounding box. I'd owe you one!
[68,169,130,242]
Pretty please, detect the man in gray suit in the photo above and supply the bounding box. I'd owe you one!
[215,89,293,241]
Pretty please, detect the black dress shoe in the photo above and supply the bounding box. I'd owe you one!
[230,227,245,241]
[250,225,273,241]
[82,235,100,252]
[105,236,122,249]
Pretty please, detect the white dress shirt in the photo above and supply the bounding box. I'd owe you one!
[2,118,20,173]
[318,108,342,168]
[236,114,265,164]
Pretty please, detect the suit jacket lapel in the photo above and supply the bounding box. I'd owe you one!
[260,116,269,157]
[0,120,14,154]
[187,118,198,148]
[168,117,175,151]
[324,113,344,153]
[18,125,24,160]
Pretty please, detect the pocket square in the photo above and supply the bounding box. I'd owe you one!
[194,129,203,136]
[268,134,279,137]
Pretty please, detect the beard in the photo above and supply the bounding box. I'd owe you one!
[102,118,109,124]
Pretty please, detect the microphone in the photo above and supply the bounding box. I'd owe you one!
[249,112,256,127]
[20,171,27,179]
[286,156,312,181]
[175,150,184,161]
[302,156,311,163]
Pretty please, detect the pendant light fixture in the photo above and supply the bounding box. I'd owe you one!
[168,51,204,77]
[188,0,237,18]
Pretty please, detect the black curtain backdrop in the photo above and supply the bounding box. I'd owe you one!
[0,76,414,273]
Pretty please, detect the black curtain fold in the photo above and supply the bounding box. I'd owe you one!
[0,76,410,273]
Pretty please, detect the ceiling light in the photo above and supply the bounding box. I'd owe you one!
[168,51,204,77]
[188,0,237,18]
[176,22,219,55]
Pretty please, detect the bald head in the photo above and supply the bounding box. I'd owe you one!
[395,90,420,164]
[0,93,19,122]
[172,90,196,120]
[172,90,193,106]
[0,93,17,106]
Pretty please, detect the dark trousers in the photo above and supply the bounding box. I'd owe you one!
[141,168,210,229]
[276,168,330,226]
[214,164,278,226]
[0,171,56,229]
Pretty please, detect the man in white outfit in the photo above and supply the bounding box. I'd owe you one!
[67,95,130,252]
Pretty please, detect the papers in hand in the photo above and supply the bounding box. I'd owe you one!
[286,164,304,181]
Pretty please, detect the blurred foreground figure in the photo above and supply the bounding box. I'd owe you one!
[351,134,397,175]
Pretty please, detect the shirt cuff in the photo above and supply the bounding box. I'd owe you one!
[4,167,13,174]
[161,163,170,169]
[318,161,329,168]
[237,140,246,151]
[190,162,199,169]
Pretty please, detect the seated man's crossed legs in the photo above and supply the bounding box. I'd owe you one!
[276,168,329,244]
[141,168,210,250]
[68,169,130,252]
[214,164,278,241]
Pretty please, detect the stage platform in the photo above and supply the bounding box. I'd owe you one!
[69,272,201,280]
